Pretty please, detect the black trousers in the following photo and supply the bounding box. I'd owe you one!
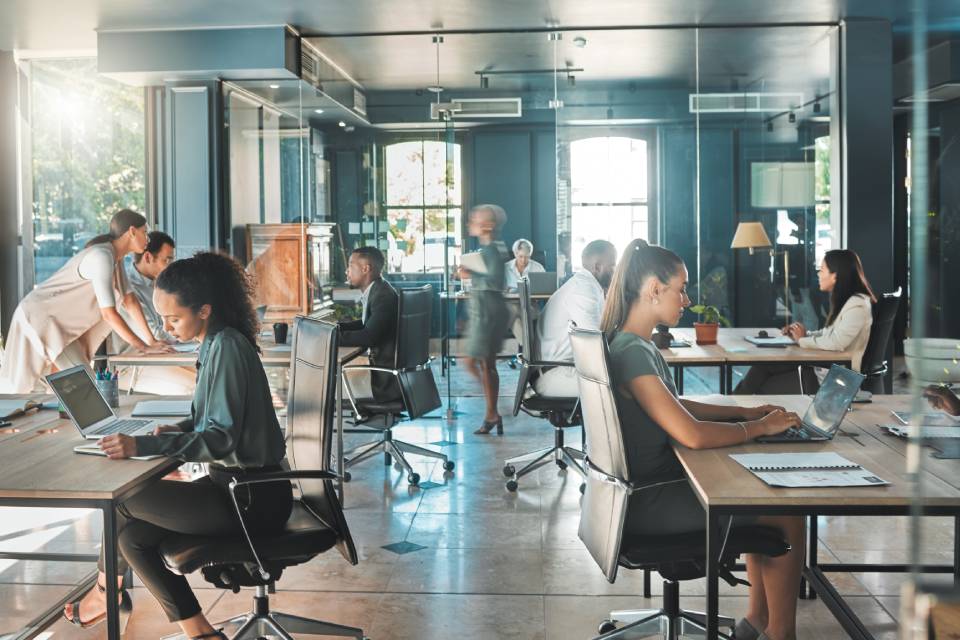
[98,465,293,622]
[733,364,821,395]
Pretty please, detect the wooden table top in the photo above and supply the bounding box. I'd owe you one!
[0,394,182,502]
[673,394,960,510]
[660,327,856,366]
[108,340,362,369]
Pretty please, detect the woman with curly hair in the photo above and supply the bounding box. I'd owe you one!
[63,252,291,640]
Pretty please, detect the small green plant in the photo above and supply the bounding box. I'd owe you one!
[689,304,731,327]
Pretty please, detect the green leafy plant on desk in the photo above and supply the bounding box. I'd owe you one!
[327,302,361,323]
[688,304,731,345]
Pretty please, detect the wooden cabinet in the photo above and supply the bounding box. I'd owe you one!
[246,223,337,319]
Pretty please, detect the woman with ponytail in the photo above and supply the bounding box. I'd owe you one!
[0,209,173,393]
[63,252,290,640]
[602,238,805,640]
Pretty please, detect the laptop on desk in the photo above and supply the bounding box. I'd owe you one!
[526,272,557,296]
[755,365,866,443]
[46,366,158,440]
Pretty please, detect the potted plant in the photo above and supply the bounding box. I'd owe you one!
[688,304,731,345]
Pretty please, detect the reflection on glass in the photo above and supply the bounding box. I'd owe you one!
[29,58,146,284]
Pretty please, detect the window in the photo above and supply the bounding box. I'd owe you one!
[27,58,146,284]
[383,140,462,273]
[813,135,832,265]
[570,136,649,269]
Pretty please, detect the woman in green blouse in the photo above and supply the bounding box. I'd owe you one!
[601,239,805,640]
[460,204,510,434]
[63,252,291,640]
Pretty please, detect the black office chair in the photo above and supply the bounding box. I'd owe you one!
[503,278,583,492]
[860,287,902,394]
[158,317,367,640]
[342,285,454,486]
[569,325,790,639]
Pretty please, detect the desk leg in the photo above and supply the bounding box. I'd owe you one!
[705,508,720,640]
[719,365,726,395]
[954,515,960,585]
[336,364,345,505]
[102,501,120,640]
[807,515,818,599]
[674,366,684,395]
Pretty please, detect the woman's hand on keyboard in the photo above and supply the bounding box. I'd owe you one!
[98,433,138,459]
[741,404,786,421]
[757,409,802,436]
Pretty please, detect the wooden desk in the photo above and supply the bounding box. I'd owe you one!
[107,335,292,369]
[673,394,960,640]
[0,393,180,640]
[663,328,855,393]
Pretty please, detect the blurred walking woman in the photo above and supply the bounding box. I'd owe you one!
[63,252,291,640]
[461,204,510,435]
[0,209,172,394]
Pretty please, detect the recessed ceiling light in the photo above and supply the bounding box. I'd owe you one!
[573,36,587,48]
[338,121,346,127]
[427,85,444,93]
[269,84,279,89]
[314,108,324,114]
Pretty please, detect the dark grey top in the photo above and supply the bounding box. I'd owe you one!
[608,331,684,483]
[135,325,286,468]
[469,241,507,292]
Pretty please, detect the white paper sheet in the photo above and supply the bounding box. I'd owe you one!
[753,469,889,488]
[744,335,796,346]
[891,410,960,426]
[132,400,193,417]
[880,424,960,439]
[730,452,859,471]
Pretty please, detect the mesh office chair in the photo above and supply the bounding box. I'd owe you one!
[158,317,366,640]
[504,278,583,492]
[343,285,454,486]
[859,287,902,394]
[569,325,789,639]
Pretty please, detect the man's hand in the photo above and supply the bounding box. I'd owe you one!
[98,434,138,459]
[153,424,182,435]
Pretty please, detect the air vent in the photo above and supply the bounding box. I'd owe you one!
[431,97,523,120]
[899,82,960,103]
[689,93,804,113]
[300,39,368,118]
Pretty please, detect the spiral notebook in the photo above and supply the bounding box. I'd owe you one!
[730,453,888,488]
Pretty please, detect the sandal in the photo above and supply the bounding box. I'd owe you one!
[192,631,228,640]
[62,581,132,629]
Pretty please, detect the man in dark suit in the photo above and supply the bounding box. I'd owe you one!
[340,246,401,401]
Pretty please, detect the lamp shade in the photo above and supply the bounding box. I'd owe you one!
[730,222,772,250]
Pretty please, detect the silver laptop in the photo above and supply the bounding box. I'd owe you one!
[526,272,557,296]
[755,365,866,443]
[46,366,157,439]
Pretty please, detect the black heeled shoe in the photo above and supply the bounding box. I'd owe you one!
[192,630,228,640]
[474,417,503,435]
[63,580,132,629]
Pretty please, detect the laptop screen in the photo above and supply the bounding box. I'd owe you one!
[47,367,113,430]
[802,365,865,435]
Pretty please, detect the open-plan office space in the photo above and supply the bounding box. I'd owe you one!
[2,1,960,639]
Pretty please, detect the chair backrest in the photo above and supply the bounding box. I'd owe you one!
[395,285,441,419]
[569,325,633,582]
[860,288,902,375]
[511,278,538,416]
[287,316,358,565]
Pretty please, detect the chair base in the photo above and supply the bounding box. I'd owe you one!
[162,586,367,640]
[593,580,734,640]
[344,426,452,486]
[503,425,584,492]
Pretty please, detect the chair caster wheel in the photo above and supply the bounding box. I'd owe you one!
[443,460,455,471]
[505,479,518,492]
[408,473,420,486]
[579,482,586,494]
[556,459,567,470]
[598,619,617,634]
[343,471,352,482]
[502,464,515,478]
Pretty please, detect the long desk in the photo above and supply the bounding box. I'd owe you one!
[0,394,181,640]
[662,328,855,394]
[674,394,960,640]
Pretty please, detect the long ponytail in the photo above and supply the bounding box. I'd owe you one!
[600,239,684,334]
[84,209,147,248]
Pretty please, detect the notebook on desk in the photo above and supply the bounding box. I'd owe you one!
[730,452,888,488]
[744,335,795,348]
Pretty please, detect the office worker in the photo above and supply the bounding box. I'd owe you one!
[64,252,291,640]
[340,246,401,402]
[504,238,545,290]
[460,204,510,435]
[602,238,805,640]
[0,209,173,394]
[735,249,876,395]
[534,239,617,397]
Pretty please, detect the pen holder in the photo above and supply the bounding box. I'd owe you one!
[95,377,120,409]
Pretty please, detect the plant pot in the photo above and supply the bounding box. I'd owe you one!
[694,322,719,345]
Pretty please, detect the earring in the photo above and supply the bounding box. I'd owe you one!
[653,298,660,305]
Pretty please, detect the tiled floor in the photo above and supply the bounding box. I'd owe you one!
[0,361,939,639]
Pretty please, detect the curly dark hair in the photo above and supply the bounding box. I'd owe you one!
[156,251,260,350]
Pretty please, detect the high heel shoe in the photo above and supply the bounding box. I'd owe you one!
[192,630,228,640]
[63,580,132,629]
[474,417,503,435]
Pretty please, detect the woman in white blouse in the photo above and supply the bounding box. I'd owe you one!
[0,209,173,393]
[735,249,876,394]
[504,238,545,290]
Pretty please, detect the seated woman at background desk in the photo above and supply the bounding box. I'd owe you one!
[504,238,545,290]
[63,252,291,640]
[0,209,173,394]
[735,249,876,395]
[604,239,805,640]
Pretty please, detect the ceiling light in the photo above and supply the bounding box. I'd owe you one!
[813,101,821,113]
[788,112,796,123]
[338,121,346,127]
[427,85,444,93]
[567,74,576,87]
[269,84,279,89]
[314,108,324,114]
[480,75,489,89]
[573,36,587,48]
[767,121,774,132]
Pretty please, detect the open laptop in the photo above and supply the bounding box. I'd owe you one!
[527,272,558,296]
[755,365,866,443]
[46,366,158,439]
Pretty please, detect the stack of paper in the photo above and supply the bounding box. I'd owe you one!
[730,452,888,488]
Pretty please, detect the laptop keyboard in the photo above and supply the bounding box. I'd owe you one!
[779,427,811,440]
[96,419,152,436]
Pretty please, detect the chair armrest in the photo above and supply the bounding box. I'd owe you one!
[228,469,339,488]
[524,361,575,369]
[584,457,688,495]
